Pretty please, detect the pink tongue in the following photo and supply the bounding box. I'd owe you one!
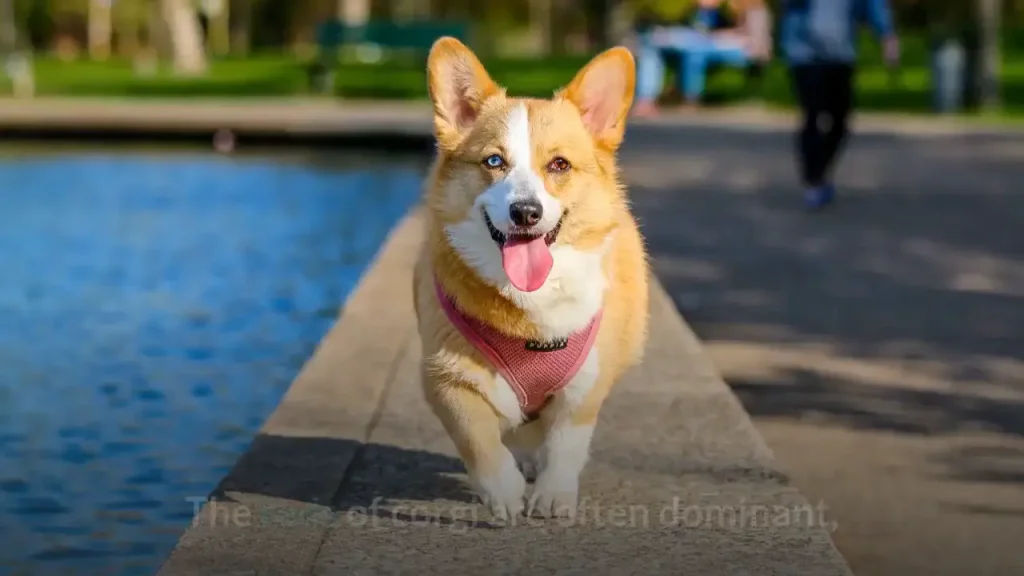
[500,236,553,292]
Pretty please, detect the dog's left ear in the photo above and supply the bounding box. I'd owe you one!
[558,47,636,151]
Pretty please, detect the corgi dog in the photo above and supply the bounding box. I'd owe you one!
[413,37,649,520]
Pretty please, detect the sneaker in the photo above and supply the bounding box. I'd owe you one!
[823,182,836,204]
[804,183,835,210]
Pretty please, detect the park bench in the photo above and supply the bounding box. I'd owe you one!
[310,20,469,94]
[639,28,767,104]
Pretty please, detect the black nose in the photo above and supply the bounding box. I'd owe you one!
[509,200,543,227]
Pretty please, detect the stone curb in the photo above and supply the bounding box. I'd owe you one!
[1,99,1020,143]
[156,207,425,575]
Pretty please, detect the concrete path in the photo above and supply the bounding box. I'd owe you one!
[157,210,851,576]
[2,98,1022,141]
[0,99,433,136]
[623,122,1024,576]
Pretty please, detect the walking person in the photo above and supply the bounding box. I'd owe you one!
[779,0,900,210]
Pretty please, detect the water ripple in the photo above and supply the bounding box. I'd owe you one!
[0,149,425,576]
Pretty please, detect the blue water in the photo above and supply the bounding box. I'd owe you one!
[0,148,426,576]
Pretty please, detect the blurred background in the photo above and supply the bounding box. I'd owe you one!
[1,2,1022,576]
[0,0,1017,115]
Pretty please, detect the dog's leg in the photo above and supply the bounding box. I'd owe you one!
[528,351,607,519]
[527,417,598,519]
[428,383,526,520]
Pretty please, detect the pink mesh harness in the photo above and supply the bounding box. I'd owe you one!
[435,280,602,416]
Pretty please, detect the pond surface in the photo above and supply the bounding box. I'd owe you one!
[0,147,427,576]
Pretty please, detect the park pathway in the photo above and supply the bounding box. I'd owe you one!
[157,208,851,576]
[625,115,1024,576]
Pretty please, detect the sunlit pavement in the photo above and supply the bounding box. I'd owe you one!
[625,121,1024,576]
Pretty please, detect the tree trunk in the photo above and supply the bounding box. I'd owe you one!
[204,0,231,57]
[583,0,611,52]
[529,0,551,55]
[392,0,420,21]
[88,0,113,60]
[160,0,208,76]
[0,0,32,97]
[607,0,632,46]
[549,0,572,55]
[0,0,14,56]
[339,0,370,24]
[977,0,1002,110]
[229,0,252,56]
[114,1,141,58]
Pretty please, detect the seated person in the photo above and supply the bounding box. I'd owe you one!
[714,0,773,63]
[633,0,770,115]
[688,0,736,33]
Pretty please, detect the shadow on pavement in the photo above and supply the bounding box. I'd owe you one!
[623,123,1024,484]
[728,369,1024,438]
[207,433,491,527]
[937,444,1024,485]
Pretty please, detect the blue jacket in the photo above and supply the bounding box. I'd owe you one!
[780,0,894,65]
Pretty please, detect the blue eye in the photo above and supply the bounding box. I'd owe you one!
[484,154,505,169]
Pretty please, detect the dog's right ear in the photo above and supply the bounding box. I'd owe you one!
[427,37,500,149]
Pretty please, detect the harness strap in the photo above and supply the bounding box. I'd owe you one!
[434,279,602,415]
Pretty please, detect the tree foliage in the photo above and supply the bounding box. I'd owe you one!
[9,0,1024,57]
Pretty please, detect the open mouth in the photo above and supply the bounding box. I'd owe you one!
[483,208,564,247]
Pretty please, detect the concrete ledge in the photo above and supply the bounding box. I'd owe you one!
[156,208,425,576]
[2,99,1020,149]
[0,99,435,148]
[157,207,854,576]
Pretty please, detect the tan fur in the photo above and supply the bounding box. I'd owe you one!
[413,37,649,518]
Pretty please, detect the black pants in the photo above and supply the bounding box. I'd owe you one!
[790,63,854,187]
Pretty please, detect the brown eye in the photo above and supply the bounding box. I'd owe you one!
[547,157,571,173]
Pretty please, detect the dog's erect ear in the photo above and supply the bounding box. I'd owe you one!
[558,47,635,150]
[427,37,500,149]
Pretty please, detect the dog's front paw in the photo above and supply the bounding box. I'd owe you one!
[470,454,526,521]
[528,473,579,519]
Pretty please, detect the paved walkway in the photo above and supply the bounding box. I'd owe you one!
[157,210,850,576]
[1,97,1021,140]
[623,122,1024,576]
[0,99,433,138]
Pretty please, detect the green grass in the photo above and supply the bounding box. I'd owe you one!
[24,56,311,97]
[7,33,1024,120]
[0,52,591,100]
